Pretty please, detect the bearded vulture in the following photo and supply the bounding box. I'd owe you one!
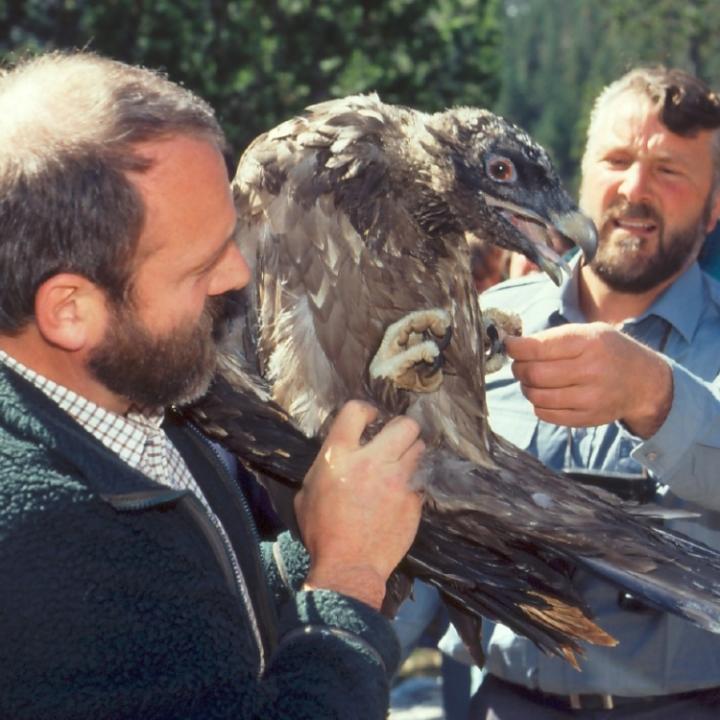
[185,94,720,667]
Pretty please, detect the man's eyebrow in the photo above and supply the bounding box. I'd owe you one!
[652,150,690,168]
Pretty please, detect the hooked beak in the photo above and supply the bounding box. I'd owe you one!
[485,198,598,285]
[551,210,597,264]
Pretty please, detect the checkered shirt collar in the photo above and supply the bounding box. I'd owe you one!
[0,349,165,475]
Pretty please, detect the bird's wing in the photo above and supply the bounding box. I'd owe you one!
[189,95,720,668]
[188,372,720,668]
[385,434,720,666]
[235,101,385,433]
[232,95,488,438]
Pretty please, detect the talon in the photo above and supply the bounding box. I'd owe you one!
[484,330,505,369]
[426,350,444,375]
[482,308,522,374]
[415,350,444,385]
[484,322,504,361]
[369,308,451,393]
[429,324,453,351]
[414,354,444,391]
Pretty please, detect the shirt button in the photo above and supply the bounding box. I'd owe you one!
[646,451,658,462]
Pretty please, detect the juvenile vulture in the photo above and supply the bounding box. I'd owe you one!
[186,94,720,667]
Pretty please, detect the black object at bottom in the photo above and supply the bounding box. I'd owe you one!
[491,674,720,712]
[563,468,657,503]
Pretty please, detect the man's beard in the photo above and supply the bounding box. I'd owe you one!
[590,196,711,293]
[88,290,243,410]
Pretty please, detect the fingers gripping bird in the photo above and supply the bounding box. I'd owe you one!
[185,94,720,667]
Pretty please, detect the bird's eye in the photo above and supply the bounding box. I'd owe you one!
[486,155,516,183]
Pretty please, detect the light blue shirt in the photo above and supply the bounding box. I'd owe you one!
[442,260,720,696]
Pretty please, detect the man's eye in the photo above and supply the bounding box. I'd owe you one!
[486,155,516,183]
[605,156,630,169]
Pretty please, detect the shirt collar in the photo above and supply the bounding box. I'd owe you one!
[554,257,704,343]
[635,261,704,343]
[556,254,586,324]
[0,349,165,471]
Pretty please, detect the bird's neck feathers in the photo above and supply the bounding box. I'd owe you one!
[401,185,467,265]
[370,122,473,268]
[330,142,465,269]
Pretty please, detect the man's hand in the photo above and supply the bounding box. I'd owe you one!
[295,400,425,610]
[505,322,673,438]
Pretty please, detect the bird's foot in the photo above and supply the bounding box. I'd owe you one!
[369,309,452,392]
[482,308,522,373]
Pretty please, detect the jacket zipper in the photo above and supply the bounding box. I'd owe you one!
[183,422,269,674]
[107,444,268,676]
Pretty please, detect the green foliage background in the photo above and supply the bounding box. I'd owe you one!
[1,0,720,189]
[496,0,720,191]
[0,0,502,156]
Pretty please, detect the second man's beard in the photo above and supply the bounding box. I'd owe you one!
[590,198,710,293]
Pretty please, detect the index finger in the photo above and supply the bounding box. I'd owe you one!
[323,400,379,448]
[505,325,587,362]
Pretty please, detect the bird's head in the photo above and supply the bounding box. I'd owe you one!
[427,108,596,285]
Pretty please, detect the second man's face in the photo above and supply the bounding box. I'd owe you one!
[579,91,719,293]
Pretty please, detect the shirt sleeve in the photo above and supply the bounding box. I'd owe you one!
[631,360,720,511]
[254,531,401,720]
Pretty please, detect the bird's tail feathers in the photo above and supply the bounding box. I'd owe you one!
[406,517,615,666]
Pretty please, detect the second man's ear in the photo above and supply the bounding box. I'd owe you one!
[33,273,109,352]
[706,189,720,235]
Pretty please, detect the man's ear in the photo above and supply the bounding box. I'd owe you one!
[34,273,108,351]
[706,188,720,234]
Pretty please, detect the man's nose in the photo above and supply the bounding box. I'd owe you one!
[209,243,251,296]
[617,162,651,204]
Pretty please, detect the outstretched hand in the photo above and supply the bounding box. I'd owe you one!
[295,400,425,609]
[505,322,673,438]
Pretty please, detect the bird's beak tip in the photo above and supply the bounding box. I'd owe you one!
[579,221,598,263]
[550,210,597,264]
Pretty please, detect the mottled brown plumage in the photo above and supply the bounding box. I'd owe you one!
[186,94,720,666]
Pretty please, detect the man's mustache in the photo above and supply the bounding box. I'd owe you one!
[600,200,663,229]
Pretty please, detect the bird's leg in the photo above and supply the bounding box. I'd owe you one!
[482,308,522,373]
[369,309,452,392]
